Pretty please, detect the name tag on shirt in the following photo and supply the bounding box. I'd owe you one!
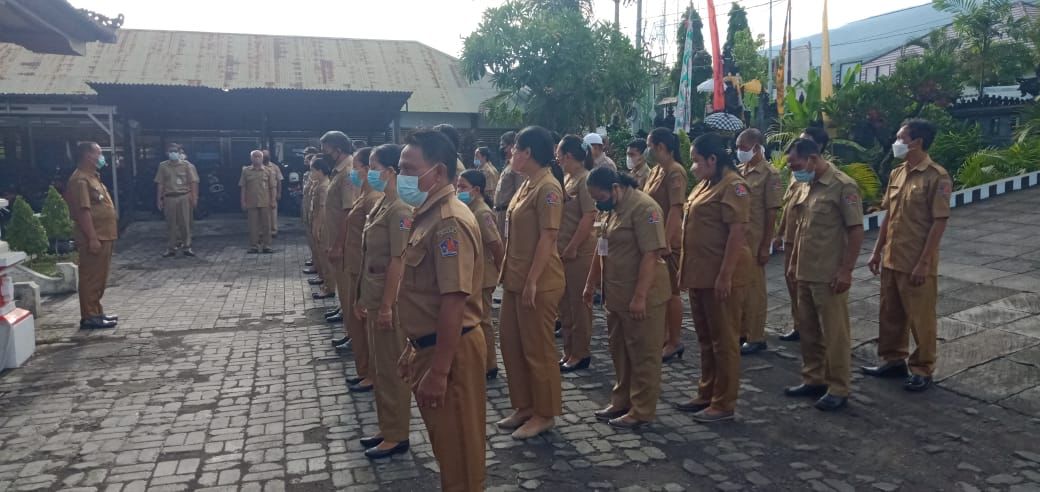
[596,237,608,256]
[176,178,184,185]
[504,216,510,240]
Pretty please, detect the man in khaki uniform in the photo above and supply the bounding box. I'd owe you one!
[321,132,357,333]
[301,148,320,274]
[396,129,486,492]
[66,141,119,330]
[262,150,284,236]
[239,150,276,253]
[155,143,199,257]
[494,131,522,239]
[785,138,864,412]
[864,119,951,392]
[735,129,782,354]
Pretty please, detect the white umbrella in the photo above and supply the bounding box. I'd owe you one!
[696,78,715,93]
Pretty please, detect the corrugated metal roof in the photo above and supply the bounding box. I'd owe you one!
[0,29,499,114]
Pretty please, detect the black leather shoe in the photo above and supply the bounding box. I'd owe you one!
[183,248,196,257]
[594,407,629,421]
[304,260,314,267]
[102,313,119,322]
[739,336,747,345]
[359,435,384,448]
[779,330,800,342]
[335,341,352,352]
[860,360,909,378]
[326,313,343,323]
[364,440,409,459]
[261,248,274,254]
[740,341,768,355]
[161,249,177,258]
[662,345,685,363]
[307,277,324,285]
[814,394,848,411]
[247,248,259,254]
[784,384,829,398]
[486,367,499,380]
[332,336,350,347]
[349,381,374,393]
[673,400,710,413]
[560,357,591,373]
[313,292,335,300]
[345,376,363,385]
[302,267,318,274]
[904,374,932,392]
[80,317,117,330]
[325,308,342,317]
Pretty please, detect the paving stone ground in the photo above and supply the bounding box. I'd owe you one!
[4,188,1040,491]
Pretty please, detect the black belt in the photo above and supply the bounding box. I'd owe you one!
[408,326,475,349]
[493,205,507,211]
[165,192,188,197]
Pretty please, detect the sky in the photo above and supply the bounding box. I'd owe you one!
[75,0,929,64]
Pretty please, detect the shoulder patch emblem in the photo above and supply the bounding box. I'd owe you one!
[939,181,952,198]
[648,209,661,224]
[437,225,457,237]
[439,238,459,257]
[545,191,560,205]
[484,213,497,229]
[399,217,413,230]
[734,183,749,197]
[844,193,861,205]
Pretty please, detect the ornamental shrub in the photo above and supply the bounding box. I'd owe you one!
[40,186,73,240]
[5,196,48,257]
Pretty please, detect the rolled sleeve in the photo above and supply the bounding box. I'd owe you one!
[634,204,668,255]
[932,175,953,220]
[536,184,563,230]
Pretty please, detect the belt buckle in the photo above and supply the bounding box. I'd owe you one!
[407,337,420,349]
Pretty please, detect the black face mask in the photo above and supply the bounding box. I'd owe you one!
[595,198,616,212]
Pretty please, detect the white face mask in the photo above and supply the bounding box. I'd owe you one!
[625,156,638,170]
[892,141,910,159]
[168,152,181,161]
[736,149,755,163]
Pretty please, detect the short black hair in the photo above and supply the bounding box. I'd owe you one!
[303,146,320,156]
[75,141,99,163]
[372,144,402,173]
[801,126,830,151]
[902,118,938,150]
[787,138,821,159]
[311,157,331,176]
[515,126,555,168]
[738,128,764,146]
[320,131,354,154]
[355,147,372,167]
[432,124,462,150]
[499,131,517,147]
[405,129,458,181]
[352,139,368,149]
[627,138,647,153]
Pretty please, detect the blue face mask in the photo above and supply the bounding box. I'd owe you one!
[457,191,473,204]
[97,155,108,169]
[473,158,481,168]
[349,169,363,188]
[792,169,816,183]
[367,169,387,192]
[397,166,437,207]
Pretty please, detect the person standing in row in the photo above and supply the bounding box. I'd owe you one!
[355,143,413,459]
[583,133,617,172]
[66,141,119,330]
[675,134,754,423]
[584,167,670,429]
[735,129,781,355]
[262,150,283,237]
[240,150,276,254]
[321,131,355,306]
[301,148,321,275]
[155,143,199,258]
[494,131,522,240]
[309,159,337,299]
[457,169,505,380]
[625,139,651,188]
[784,138,864,412]
[863,119,951,392]
[432,124,469,178]
[556,135,597,372]
[474,146,500,204]
[396,129,487,492]
[643,128,688,362]
[497,126,566,440]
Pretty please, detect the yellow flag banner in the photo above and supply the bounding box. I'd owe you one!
[776,0,791,117]
[821,0,834,100]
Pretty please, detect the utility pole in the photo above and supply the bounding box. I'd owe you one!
[615,0,621,28]
[636,0,643,51]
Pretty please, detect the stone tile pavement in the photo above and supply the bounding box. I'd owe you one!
[2,189,1040,491]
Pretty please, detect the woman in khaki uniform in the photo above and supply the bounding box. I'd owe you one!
[555,135,597,371]
[676,133,754,423]
[625,139,651,188]
[309,159,336,298]
[583,167,670,428]
[643,128,689,362]
[474,147,500,204]
[496,126,566,440]
[457,170,505,380]
[354,144,413,459]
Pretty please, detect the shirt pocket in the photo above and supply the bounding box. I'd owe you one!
[808,199,839,228]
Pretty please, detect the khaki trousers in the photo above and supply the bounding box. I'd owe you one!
[407,330,487,492]
[368,312,411,442]
[247,207,272,249]
[77,240,114,320]
[496,210,507,242]
[784,243,799,332]
[689,287,745,412]
[270,202,279,234]
[740,263,768,342]
[796,281,852,397]
[560,255,594,360]
[337,270,367,377]
[314,228,335,292]
[499,288,564,416]
[607,305,665,420]
[878,268,938,376]
[481,287,498,370]
[163,193,192,249]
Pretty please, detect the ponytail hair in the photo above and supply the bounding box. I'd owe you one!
[649,127,683,165]
[558,134,594,171]
[588,166,640,191]
[693,133,738,182]
[459,169,493,207]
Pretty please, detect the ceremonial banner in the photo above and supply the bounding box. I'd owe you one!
[674,18,694,132]
[706,0,724,112]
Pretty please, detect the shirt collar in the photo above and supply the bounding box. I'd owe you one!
[909,157,933,173]
[414,183,455,218]
[815,161,836,186]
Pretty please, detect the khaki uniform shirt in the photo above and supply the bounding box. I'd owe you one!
[324,158,356,252]
[301,172,315,224]
[468,198,502,289]
[502,168,566,293]
[599,189,670,312]
[66,168,118,242]
[558,170,597,256]
[359,195,413,309]
[239,166,274,208]
[643,160,688,251]
[631,164,651,189]
[880,157,952,276]
[154,160,199,195]
[679,169,754,289]
[265,163,284,196]
[480,162,500,204]
[344,187,384,274]
[780,182,805,244]
[594,153,618,172]
[494,164,525,209]
[399,185,484,337]
[739,158,782,252]
[793,165,865,283]
[311,176,330,243]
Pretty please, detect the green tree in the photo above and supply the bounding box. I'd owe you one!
[933,0,1030,92]
[6,196,48,257]
[40,186,73,241]
[461,0,649,132]
[669,6,711,121]
[723,2,750,73]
